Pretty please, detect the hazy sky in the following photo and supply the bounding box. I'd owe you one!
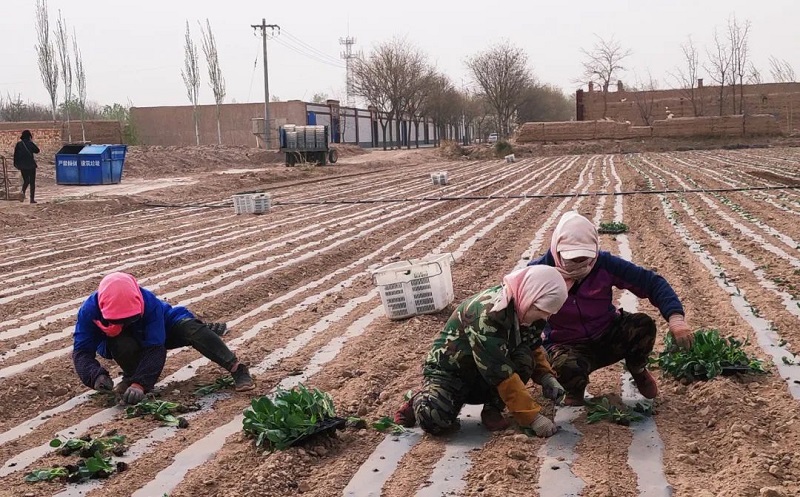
[1,0,797,108]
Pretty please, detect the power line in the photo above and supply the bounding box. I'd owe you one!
[281,30,344,65]
[271,36,346,69]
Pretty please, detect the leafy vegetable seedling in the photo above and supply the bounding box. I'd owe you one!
[598,221,629,234]
[655,329,765,382]
[372,416,406,435]
[125,400,193,427]
[194,376,235,396]
[242,383,343,451]
[585,397,644,426]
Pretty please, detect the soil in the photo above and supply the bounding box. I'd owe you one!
[1,144,799,497]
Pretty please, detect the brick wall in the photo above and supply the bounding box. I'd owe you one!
[581,82,800,133]
[131,101,308,147]
[0,120,122,161]
[516,114,781,143]
[0,126,61,161]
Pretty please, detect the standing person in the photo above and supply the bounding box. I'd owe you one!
[528,211,693,405]
[13,129,40,204]
[73,272,254,404]
[394,265,569,437]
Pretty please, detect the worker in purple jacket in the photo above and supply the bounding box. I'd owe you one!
[528,212,693,405]
[72,272,254,405]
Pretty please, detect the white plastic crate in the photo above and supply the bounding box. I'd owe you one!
[372,253,455,320]
[232,193,271,215]
[431,171,448,185]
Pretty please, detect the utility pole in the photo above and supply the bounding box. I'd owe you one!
[251,18,280,148]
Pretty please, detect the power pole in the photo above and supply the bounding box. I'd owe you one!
[251,19,280,148]
[339,35,357,107]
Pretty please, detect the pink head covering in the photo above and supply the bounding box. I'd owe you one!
[97,272,144,321]
[550,211,599,285]
[492,265,568,319]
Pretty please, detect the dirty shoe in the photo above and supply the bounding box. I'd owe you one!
[480,405,510,431]
[563,388,586,406]
[393,400,416,428]
[631,368,659,399]
[232,364,255,392]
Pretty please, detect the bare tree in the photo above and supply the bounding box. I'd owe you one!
[311,92,328,103]
[769,56,796,83]
[516,83,574,123]
[181,21,201,146]
[35,0,58,121]
[580,35,632,119]
[73,28,87,141]
[406,71,436,148]
[423,75,461,144]
[351,51,392,149]
[727,15,751,114]
[747,62,762,85]
[670,37,702,117]
[631,72,659,125]
[55,10,73,140]
[706,27,732,115]
[199,19,225,145]
[466,41,531,137]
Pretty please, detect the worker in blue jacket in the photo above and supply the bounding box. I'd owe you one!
[528,212,692,404]
[72,272,254,404]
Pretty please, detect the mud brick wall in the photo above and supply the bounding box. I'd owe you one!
[581,82,800,133]
[516,115,781,143]
[0,125,61,160]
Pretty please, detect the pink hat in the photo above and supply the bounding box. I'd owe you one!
[97,272,144,321]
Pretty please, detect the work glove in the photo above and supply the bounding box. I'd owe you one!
[540,374,566,404]
[529,414,558,437]
[122,383,145,405]
[668,314,693,349]
[93,374,113,392]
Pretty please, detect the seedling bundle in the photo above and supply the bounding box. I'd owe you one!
[655,329,765,382]
[598,221,629,234]
[242,384,345,450]
[25,433,128,484]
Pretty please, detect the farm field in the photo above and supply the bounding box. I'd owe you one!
[1,146,800,497]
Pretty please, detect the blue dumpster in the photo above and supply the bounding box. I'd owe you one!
[55,144,87,185]
[107,145,127,183]
[78,145,113,185]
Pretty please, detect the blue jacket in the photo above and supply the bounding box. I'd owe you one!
[72,287,193,390]
[528,250,684,344]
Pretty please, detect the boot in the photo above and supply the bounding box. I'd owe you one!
[631,368,658,399]
[480,405,510,431]
[563,387,586,406]
[231,364,255,392]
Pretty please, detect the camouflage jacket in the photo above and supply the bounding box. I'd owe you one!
[423,285,553,387]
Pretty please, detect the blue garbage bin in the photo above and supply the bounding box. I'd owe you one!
[55,144,88,185]
[78,145,113,185]
[107,145,127,183]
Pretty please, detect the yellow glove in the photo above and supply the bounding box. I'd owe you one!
[497,373,541,426]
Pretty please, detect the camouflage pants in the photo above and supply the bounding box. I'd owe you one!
[546,311,656,396]
[412,369,530,436]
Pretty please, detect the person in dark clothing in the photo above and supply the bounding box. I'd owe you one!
[13,130,40,204]
[72,272,254,404]
[528,212,693,405]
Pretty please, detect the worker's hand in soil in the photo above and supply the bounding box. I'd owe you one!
[668,314,694,349]
[530,414,558,437]
[540,374,566,404]
[93,374,113,391]
[122,383,145,405]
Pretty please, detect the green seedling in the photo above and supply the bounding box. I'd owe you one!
[194,376,235,396]
[372,416,406,435]
[25,467,68,482]
[598,221,629,234]
[656,329,766,382]
[49,434,126,458]
[125,400,191,427]
[242,383,338,450]
[585,397,644,426]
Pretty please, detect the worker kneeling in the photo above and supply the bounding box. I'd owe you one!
[394,265,569,437]
[72,272,254,405]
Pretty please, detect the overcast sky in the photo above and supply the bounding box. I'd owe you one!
[1,0,797,108]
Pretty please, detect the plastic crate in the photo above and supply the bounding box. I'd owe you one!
[232,193,271,215]
[372,253,455,320]
[431,171,448,185]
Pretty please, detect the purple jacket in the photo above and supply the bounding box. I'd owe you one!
[528,250,684,345]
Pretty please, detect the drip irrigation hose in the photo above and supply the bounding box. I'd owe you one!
[136,184,800,210]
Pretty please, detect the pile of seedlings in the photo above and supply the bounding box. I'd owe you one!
[656,329,766,382]
[242,384,345,450]
[585,397,653,426]
[194,376,235,396]
[125,399,196,428]
[598,221,629,234]
[25,432,128,484]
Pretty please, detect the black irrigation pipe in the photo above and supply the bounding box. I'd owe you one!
[137,184,800,209]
